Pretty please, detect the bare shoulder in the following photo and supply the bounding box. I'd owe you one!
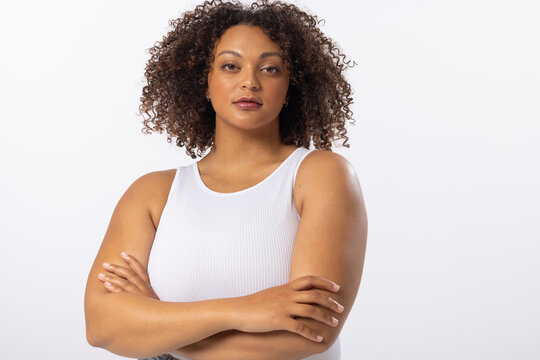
[133,168,178,229]
[289,149,366,350]
[84,167,178,315]
[294,150,358,216]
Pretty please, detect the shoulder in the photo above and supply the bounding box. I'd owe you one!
[135,168,177,186]
[289,150,366,352]
[129,168,179,229]
[294,150,360,215]
[298,149,353,176]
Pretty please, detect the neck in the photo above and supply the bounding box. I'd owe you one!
[204,116,291,170]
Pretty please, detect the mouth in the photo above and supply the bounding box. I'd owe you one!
[234,101,262,110]
[234,97,262,105]
[233,96,263,110]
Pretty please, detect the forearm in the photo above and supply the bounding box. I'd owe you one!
[171,327,325,360]
[86,292,236,358]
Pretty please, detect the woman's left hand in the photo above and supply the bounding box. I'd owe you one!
[97,252,160,300]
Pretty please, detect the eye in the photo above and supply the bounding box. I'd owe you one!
[263,66,280,74]
[221,64,238,71]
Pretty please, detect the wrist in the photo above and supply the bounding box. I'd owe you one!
[219,295,245,331]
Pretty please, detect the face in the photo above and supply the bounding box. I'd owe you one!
[206,24,290,130]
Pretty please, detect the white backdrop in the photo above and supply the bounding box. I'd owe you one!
[0,0,538,359]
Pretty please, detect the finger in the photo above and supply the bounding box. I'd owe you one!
[102,262,147,292]
[98,272,136,293]
[121,252,150,282]
[286,318,324,343]
[292,275,340,293]
[103,280,122,293]
[293,290,345,313]
[102,262,133,280]
[292,303,339,328]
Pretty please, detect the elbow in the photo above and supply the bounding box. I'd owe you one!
[85,306,100,347]
[288,333,331,359]
[284,320,338,358]
[86,322,115,350]
[86,329,101,348]
[308,339,331,357]
[84,297,110,349]
[85,313,116,350]
[313,328,340,355]
[304,328,339,355]
[85,317,108,348]
[318,337,335,355]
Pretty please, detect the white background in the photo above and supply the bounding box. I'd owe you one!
[0,0,538,359]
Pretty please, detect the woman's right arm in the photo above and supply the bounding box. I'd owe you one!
[84,171,239,358]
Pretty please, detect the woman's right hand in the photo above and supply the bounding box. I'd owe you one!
[233,275,345,342]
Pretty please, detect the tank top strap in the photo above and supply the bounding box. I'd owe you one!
[292,147,315,185]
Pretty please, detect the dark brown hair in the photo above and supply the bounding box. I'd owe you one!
[138,0,357,159]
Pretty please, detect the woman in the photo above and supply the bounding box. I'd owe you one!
[84,0,367,359]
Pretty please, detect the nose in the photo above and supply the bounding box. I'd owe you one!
[241,67,261,90]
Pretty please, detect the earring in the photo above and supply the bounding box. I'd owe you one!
[284,96,289,107]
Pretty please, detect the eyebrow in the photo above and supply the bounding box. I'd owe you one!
[217,50,282,59]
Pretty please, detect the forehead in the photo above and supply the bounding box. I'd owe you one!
[214,25,282,54]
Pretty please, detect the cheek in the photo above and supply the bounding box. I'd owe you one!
[209,77,234,95]
[267,84,288,101]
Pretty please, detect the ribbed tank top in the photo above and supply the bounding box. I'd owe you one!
[147,146,341,359]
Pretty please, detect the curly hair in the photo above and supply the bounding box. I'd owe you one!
[137,0,357,159]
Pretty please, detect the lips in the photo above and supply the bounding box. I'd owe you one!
[234,97,262,105]
[234,101,262,109]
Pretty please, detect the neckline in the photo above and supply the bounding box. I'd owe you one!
[193,147,303,197]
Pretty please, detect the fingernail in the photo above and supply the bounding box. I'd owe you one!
[333,283,340,290]
[98,273,105,279]
[121,251,129,259]
[103,262,111,268]
[316,335,323,342]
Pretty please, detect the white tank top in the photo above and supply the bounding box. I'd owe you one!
[147,146,341,359]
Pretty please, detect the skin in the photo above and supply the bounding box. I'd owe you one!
[199,24,299,190]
